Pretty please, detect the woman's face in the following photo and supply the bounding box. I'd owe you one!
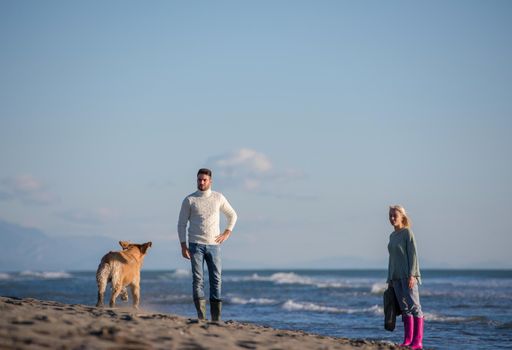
[389,209,404,228]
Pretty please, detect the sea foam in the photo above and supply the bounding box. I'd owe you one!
[226,272,355,289]
[370,282,387,295]
[19,271,72,279]
[170,269,191,278]
[228,296,278,305]
[282,300,382,315]
[423,312,489,324]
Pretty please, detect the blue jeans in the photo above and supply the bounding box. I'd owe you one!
[392,278,423,318]
[189,243,222,302]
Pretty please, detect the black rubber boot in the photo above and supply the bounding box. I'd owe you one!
[210,300,222,322]
[194,298,206,320]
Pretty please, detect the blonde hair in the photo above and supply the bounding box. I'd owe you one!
[389,205,411,228]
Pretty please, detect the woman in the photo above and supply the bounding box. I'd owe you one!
[387,205,424,349]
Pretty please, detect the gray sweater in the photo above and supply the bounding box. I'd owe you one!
[387,228,421,284]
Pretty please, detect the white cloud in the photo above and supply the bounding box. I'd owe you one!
[0,174,58,206]
[215,148,272,173]
[206,148,303,192]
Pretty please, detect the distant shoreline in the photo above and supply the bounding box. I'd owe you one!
[0,296,402,350]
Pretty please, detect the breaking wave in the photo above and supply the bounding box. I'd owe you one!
[282,300,382,315]
[169,269,190,278]
[370,282,387,294]
[424,312,490,324]
[19,271,72,279]
[223,272,309,284]
[269,272,315,285]
[225,272,356,289]
[227,296,278,305]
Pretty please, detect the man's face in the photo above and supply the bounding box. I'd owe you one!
[197,174,212,191]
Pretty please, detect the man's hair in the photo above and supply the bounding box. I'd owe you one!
[197,168,212,177]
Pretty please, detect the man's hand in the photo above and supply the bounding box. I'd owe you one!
[181,242,190,260]
[215,229,232,244]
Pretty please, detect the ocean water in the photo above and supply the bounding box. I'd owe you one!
[1,269,511,350]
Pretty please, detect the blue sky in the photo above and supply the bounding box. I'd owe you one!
[1,1,511,269]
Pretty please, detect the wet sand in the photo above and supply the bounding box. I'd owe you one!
[0,296,403,349]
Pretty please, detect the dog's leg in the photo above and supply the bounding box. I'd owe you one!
[110,283,123,308]
[97,290,104,307]
[120,288,129,302]
[130,283,140,309]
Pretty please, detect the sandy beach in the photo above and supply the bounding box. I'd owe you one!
[0,296,404,350]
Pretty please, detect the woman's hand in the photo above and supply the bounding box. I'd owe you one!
[408,276,416,289]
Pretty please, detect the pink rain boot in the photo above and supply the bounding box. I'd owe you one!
[410,316,424,350]
[401,315,414,347]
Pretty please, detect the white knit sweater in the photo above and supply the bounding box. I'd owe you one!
[177,189,237,245]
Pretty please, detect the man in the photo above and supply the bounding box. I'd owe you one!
[177,168,237,322]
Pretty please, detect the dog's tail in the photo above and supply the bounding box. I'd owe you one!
[96,262,111,290]
[96,259,113,307]
[96,260,129,302]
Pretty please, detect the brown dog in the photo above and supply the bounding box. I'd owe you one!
[96,241,152,309]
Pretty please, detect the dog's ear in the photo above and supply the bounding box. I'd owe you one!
[140,242,152,254]
[119,241,131,249]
